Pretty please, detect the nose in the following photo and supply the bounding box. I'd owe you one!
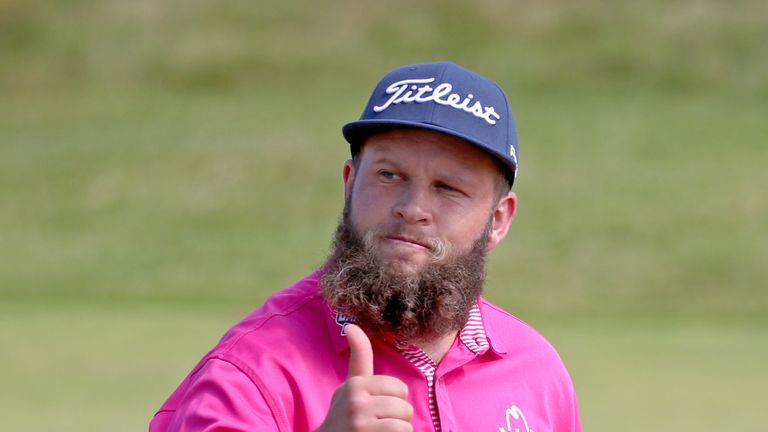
[392,184,432,225]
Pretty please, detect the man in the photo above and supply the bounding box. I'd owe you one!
[150,62,582,432]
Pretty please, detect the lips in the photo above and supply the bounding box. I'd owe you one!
[384,234,431,250]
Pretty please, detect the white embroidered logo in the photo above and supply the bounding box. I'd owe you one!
[373,77,502,125]
[335,313,357,336]
[497,405,534,432]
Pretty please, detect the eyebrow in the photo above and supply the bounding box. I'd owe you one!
[370,157,401,169]
[437,174,471,187]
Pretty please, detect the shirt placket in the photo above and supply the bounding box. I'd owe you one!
[393,304,490,431]
[396,342,441,431]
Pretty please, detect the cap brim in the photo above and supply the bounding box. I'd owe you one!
[342,119,517,184]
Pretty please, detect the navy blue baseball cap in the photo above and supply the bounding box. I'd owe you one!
[343,61,519,185]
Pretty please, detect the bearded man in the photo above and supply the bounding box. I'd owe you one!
[150,62,582,432]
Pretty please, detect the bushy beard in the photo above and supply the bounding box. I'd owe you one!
[319,203,491,343]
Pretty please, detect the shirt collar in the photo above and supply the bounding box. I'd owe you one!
[327,298,507,356]
[474,298,508,355]
[458,303,490,354]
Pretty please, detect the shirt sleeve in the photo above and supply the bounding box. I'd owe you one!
[154,358,281,432]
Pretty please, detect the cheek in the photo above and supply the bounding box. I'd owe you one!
[433,199,475,226]
[437,208,492,245]
[349,186,391,224]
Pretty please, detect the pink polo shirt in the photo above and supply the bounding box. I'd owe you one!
[150,272,581,432]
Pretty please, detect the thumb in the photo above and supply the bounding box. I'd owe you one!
[345,324,374,378]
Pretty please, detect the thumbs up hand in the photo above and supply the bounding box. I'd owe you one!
[316,324,414,432]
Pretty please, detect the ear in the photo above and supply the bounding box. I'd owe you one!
[342,159,356,201]
[484,191,518,252]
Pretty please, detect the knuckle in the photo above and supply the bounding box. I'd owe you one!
[385,378,408,398]
[346,376,365,390]
[404,402,414,419]
[339,378,361,395]
[346,395,368,413]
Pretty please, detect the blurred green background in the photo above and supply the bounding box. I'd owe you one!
[1,0,766,430]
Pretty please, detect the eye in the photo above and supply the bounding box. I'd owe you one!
[436,182,467,196]
[379,170,401,181]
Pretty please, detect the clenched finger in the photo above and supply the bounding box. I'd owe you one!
[361,375,409,399]
[370,395,414,421]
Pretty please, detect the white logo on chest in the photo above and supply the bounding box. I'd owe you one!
[373,77,502,125]
[498,405,533,432]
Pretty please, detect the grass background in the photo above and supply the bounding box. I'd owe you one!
[1,0,766,430]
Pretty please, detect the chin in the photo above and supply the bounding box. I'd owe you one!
[381,256,430,276]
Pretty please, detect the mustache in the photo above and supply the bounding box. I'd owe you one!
[361,226,453,263]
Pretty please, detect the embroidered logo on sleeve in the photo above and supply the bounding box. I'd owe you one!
[335,313,357,336]
[373,77,502,125]
[497,405,534,432]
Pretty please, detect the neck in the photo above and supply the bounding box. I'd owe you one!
[411,330,459,365]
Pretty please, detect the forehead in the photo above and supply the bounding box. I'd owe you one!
[358,129,503,179]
